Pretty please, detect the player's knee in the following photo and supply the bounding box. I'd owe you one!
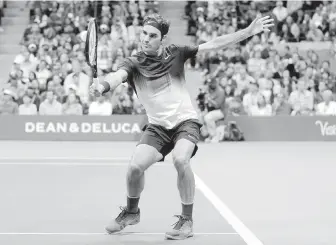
[173,154,190,175]
[127,163,144,179]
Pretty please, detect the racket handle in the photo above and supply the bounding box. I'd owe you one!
[93,77,99,88]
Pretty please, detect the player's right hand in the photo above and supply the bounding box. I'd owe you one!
[89,82,104,97]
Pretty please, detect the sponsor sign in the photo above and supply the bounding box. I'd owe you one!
[1,115,336,141]
[229,116,336,141]
[0,115,148,141]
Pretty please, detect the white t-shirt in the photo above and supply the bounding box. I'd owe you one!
[250,104,273,116]
[316,101,336,115]
[88,101,113,116]
[18,104,37,115]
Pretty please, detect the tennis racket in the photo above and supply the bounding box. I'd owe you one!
[85,18,99,88]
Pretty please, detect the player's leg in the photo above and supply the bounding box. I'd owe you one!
[203,109,224,142]
[106,124,169,234]
[173,139,196,216]
[165,120,201,240]
[126,144,163,211]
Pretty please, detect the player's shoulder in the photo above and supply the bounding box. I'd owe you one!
[129,44,180,57]
[166,44,189,54]
[166,44,180,53]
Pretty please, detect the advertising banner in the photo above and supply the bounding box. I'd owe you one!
[228,116,336,141]
[0,115,148,141]
[0,115,336,141]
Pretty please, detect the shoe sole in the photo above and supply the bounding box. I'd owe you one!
[105,219,140,234]
[165,232,194,240]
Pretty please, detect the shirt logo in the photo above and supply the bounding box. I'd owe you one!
[164,49,171,60]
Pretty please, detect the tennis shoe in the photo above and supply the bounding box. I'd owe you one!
[165,215,194,240]
[105,206,140,234]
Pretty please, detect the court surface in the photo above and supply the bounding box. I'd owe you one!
[0,141,335,245]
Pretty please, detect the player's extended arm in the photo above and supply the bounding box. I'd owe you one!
[198,16,274,54]
[93,69,129,95]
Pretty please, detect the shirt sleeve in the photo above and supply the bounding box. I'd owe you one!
[117,58,135,83]
[177,45,199,61]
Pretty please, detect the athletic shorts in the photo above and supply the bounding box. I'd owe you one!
[137,119,203,161]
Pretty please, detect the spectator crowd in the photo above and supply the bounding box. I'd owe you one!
[0,0,4,32]
[184,1,336,120]
[1,0,336,120]
[0,0,157,115]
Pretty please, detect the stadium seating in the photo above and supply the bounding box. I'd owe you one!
[1,0,158,115]
[1,0,336,118]
[188,0,336,117]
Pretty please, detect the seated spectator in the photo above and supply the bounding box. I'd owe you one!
[127,17,142,47]
[17,85,41,112]
[49,75,66,102]
[311,5,323,28]
[321,60,331,74]
[202,79,226,143]
[243,81,260,114]
[196,23,217,45]
[299,12,311,36]
[249,93,273,116]
[21,23,43,47]
[226,96,246,116]
[101,0,112,19]
[230,46,246,64]
[288,79,314,116]
[97,34,113,72]
[326,19,336,40]
[272,1,288,23]
[59,53,73,76]
[306,22,324,41]
[39,90,62,115]
[88,94,113,116]
[112,86,136,114]
[35,59,52,91]
[62,93,83,115]
[272,92,291,115]
[247,50,266,76]
[0,89,19,115]
[110,17,129,57]
[13,47,39,81]
[232,66,255,94]
[279,23,296,42]
[63,59,90,104]
[315,90,336,115]
[18,94,38,115]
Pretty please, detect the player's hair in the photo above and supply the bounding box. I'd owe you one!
[143,13,170,38]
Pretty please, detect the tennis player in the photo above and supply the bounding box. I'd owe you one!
[90,13,273,240]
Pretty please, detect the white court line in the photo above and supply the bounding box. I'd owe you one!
[194,174,264,245]
[0,157,130,162]
[0,157,260,244]
[0,162,171,166]
[0,232,237,236]
[0,157,171,166]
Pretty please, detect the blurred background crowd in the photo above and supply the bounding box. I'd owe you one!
[1,0,158,115]
[0,0,335,120]
[187,0,336,119]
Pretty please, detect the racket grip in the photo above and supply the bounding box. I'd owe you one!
[93,77,99,88]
